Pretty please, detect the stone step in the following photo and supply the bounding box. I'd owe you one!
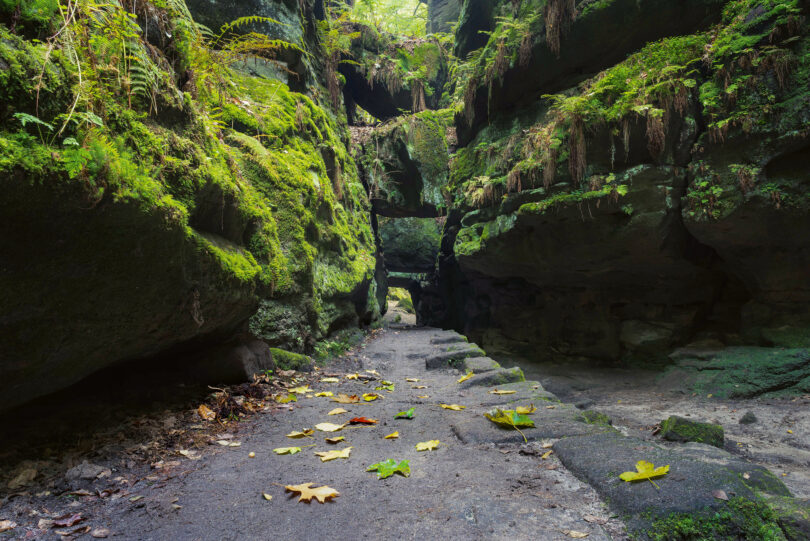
[459,367,525,388]
[425,345,486,369]
[461,356,502,373]
[429,331,468,344]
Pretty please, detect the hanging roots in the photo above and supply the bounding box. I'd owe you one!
[519,32,533,67]
[568,115,586,185]
[646,113,666,158]
[507,168,522,193]
[411,79,426,112]
[544,0,576,57]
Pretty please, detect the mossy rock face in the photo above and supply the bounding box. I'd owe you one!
[0,0,378,410]
[661,415,725,448]
[269,348,314,372]
[359,109,453,217]
[664,347,810,399]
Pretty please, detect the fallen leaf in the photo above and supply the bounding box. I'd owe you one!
[395,407,415,420]
[0,521,17,533]
[712,489,729,501]
[197,404,216,421]
[56,526,91,537]
[285,483,340,503]
[583,515,607,525]
[177,449,200,460]
[325,436,345,444]
[273,447,302,455]
[415,440,440,451]
[541,450,553,459]
[457,371,474,383]
[375,383,395,392]
[787,429,794,434]
[315,422,346,432]
[37,519,54,530]
[315,392,334,397]
[484,409,534,443]
[406,378,419,382]
[620,460,670,489]
[516,404,537,414]
[286,429,314,438]
[332,394,360,404]
[216,440,241,447]
[262,493,273,501]
[289,385,312,394]
[362,393,381,402]
[129,495,143,502]
[328,408,348,416]
[417,395,430,399]
[489,389,516,395]
[53,514,84,527]
[563,530,589,538]
[349,417,378,425]
[320,377,340,383]
[440,404,465,410]
[276,393,298,403]
[91,527,110,538]
[367,459,411,479]
[346,373,360,380]
[365,369,380,376]
[743,473,751,480]
[412,385,427,389]
[541,441,553,449]
[314,447,353,462]
[249,452,256,458]
[545,405,556,409]
[384,432,399,439]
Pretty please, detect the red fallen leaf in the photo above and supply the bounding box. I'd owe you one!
[349,417,378,425]
[53,513,85,527]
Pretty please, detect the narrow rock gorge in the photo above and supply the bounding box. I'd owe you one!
[2,0,810,538]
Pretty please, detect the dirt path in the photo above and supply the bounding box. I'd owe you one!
[3,327,806,540]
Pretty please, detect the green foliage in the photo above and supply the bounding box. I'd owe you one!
[647,498,786,541]
[395,407,415,419]
[367,458,411,479]
[343,0,427,38]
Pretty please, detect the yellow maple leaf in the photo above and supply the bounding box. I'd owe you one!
[384,431,399,439]
[489,389,516,395]
[365,369,380,376]
[286,429,314,438]
[262,493,273,501]
[417,395,430,399]
[440,404,465,410]
[516,405,537,414]
[273,446,302,455]
[406,378,419,382]
[289,385,312,394]
[315,422,346,432]
[325,436,345,444]
[457,371,474,383]
[314,447,352,462]
[315,392,334,397]
[320,377,339,383]
[346,373,360,380]
[328,408,348,416]
[620,460,670,489]
[331,393,359,403]
[285,483,340,503]
[415,440,440,451]
[362,393,381,402]
[541,450,553,459]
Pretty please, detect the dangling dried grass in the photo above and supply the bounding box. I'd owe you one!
[568,115,586,185]
[507,168,522,193]
[646,114,665,157]
[518,32,533,68]
[463,76,479,125]
[492,40,509,79]
[622,117,631,161]
[411,80,426,112]
[332,161,344,201]
[544,0,576,57]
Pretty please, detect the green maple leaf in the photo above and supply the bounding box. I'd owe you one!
[367,459,410,479]
[483,408,535,442]
[395,407,415,419]
[375,383,395,391]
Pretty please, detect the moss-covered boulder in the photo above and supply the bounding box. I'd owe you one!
[660,415,725,448]
[269,348,314,372]
[0,0,378,410]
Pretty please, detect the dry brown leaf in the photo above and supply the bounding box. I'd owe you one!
[197,404,216,421]
[328,408,348,416]
[406,378,419,382]
[583,515,607,525]
[0,521,17,533]
[285,483,339,503]
[412,385,427,389]
[563,530,589,538]
[286,429,314,438]
[332,394,360,404]
[91,528,110,538]
[713,489,729,501]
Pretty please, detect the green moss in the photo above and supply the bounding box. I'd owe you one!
[577,410,612,426]
[269,348,313,371]
[660,416,725,448]
[646,497,786,541]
